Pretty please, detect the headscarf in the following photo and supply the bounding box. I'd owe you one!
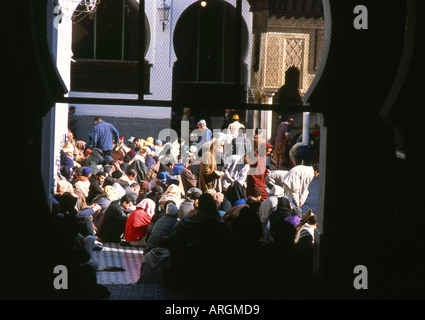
[57,180,74,194]
[159,184,183,207]
[200,140,220,167]
[139,139,147,148]
[186,187,202,200]
[146,185,164,216]
[61,152,75,169]
[176,193,221,229]
[271,196,294,219]
[112,182,127,199]
[224,181,247,206]
[136,198,156,217]
[140,180,152,194]
[74,180,90,198]
[129,158,147,183]
[268,185,285,197]
[199,140,221,192]
[165,203,179,217]
[147,185,164,203]
[62,144,74,156]
[146,137,154,146]
[104,185,120,201]
[60,150,74,181]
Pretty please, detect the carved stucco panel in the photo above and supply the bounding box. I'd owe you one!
[263,33,310,93]
[264,34,283,88]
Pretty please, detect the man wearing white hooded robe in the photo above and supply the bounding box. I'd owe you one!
[281,164,319,208]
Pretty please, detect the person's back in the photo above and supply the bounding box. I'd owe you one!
[129,158,147,183]
[177,199,195,219]
[222,154,249,189]
[176,187,202,219]
[282,164,316,207]
[270,196,299,221]
[91,195,111,229]
[198,128,212,147]
[124,198,156,245]
[120,154,132,172]
[172,162,185,176]
[163,194,232,299]
[259,219,297,298]
[87,172,105,204]
[124,207,151,243]
[92,118,119,154]
[136,246,170,285]
[144,206,178,254]
[97,201,124,242]
[53,192,111,299]
[196,120,212,147]
[265,170,289,189]
[227,117,245,140]
[275,121,291,142]
[97,195,133,243]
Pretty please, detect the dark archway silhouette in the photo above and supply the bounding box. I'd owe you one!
[172,0,248,110]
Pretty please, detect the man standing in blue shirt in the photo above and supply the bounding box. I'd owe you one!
[196,119,212,145]
[194,119,212,160]
[92,116,120,157]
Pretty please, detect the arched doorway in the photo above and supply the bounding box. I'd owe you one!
[70,0,151,94]
[172,0,249,114]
